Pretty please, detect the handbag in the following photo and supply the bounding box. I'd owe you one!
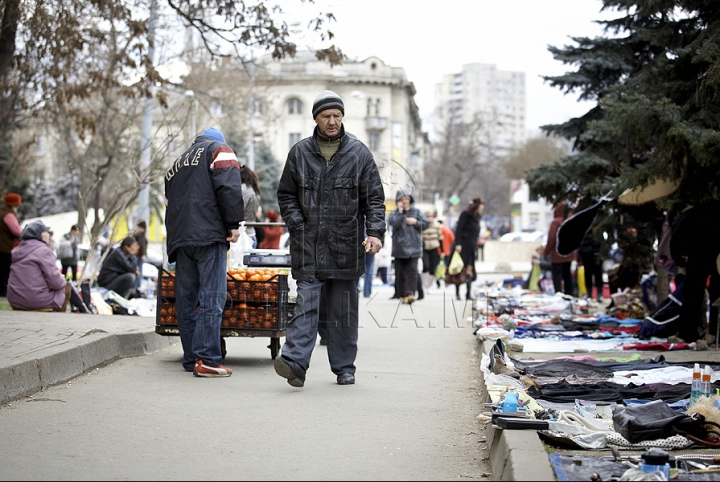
[448,250,464,275]
[445,270,467,286]
[612,400,711,444]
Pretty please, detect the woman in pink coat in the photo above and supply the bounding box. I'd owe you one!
[7,220,70,311]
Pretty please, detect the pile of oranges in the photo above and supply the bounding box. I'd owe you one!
[227,267,288,281]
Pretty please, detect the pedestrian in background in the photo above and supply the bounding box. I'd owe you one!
[7,220,71,312]
[275,89,386,387]
[578,221,604,302]
[388,189,428,305]
[58,224,80,282]
[132,220,147,294]
[452,197,484,301]
[436,218,455,288]
[421,210,442,290]
[361,227,377,298]
[376,228,391,286]
[544,202,576,296]
[259,209,283,250]
[165,126,244,378]
[241,165,261,248]
[0,193,22,297]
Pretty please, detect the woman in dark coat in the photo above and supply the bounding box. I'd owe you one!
[452,197,485,300]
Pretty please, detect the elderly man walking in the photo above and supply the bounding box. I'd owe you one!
[275,89,386,387]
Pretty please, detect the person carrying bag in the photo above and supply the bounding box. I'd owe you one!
[445,248,467,286]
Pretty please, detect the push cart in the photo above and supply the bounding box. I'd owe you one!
[154,266,294,360]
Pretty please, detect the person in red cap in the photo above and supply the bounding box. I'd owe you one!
[0,193,22,297]
[258,209,284,250]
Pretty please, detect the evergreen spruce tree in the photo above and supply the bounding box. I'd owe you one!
[526,0,720,277]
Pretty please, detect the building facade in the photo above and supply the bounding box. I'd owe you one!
[252,52,430,205]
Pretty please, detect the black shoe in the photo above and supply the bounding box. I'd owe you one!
[274,356,306,388]
[456,293,461,301]
[417,294,424,300]
[319,338,327,346]
[337,373,355,385]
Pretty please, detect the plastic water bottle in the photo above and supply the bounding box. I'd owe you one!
[691,363,702,405]
[147,279,155,299]
[701,365,712,400]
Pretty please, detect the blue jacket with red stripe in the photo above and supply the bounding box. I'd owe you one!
[164,134,244,262]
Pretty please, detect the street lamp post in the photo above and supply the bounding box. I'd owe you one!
[136,0,157,226]
[185,90,196,139]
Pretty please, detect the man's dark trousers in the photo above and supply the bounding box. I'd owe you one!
[282,278,359,377]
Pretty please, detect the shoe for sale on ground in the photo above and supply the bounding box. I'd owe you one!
[193,360,232,377]
[274,355,306,387]
[337,373,355,385]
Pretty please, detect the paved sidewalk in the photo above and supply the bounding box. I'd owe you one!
[0,261,547,481]
[0,308,170,405]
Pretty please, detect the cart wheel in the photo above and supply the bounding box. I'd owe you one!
[221,337,227,362]
[269,338,280,360]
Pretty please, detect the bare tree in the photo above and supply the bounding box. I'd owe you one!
[0,0,341,198]
[502,134,570,181]
[423,113,510,215]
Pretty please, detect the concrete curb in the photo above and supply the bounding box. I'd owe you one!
[0,330,173,405]
[479,340,555,481]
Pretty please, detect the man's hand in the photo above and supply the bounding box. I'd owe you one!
[406,217,417,226]
[455,245,462,253]
[364,236,382,254]
[227,228,240,243]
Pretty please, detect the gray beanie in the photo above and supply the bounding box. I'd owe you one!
[312,90,344,119]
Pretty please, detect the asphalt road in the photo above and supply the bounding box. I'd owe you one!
[0,283,490,481]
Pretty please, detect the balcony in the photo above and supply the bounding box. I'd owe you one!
[365,116,388,131]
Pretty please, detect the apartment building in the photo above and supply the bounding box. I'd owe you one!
[434,63,526,158]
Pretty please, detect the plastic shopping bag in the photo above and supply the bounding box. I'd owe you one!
[448,250,464,276]
[435,258,446,279]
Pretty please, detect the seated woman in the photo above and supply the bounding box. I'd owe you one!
[7,220,71,312]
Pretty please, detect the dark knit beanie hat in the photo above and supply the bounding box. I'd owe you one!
[312,90,344,119]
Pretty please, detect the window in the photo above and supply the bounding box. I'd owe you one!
[287,98,302,115]
[210,101,223,118]
[368,132,379,151]
[289,133,301,150]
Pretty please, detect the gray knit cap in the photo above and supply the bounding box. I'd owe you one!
[312,90,344,119]
[20,220,51,241]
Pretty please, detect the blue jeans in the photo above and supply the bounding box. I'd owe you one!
[175,243,228,371]
[363,253,375,298]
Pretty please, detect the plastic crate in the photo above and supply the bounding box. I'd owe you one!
[155,269,292,331]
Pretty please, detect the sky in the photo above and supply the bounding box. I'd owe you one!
[281,0,619,139]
